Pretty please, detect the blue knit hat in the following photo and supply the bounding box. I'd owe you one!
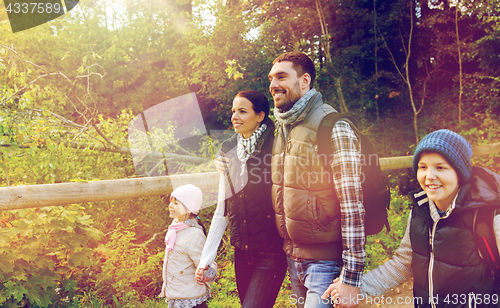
[412,129,473,182]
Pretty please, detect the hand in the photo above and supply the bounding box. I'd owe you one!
[322,278,361,308]
[215,156,230,174]
[322,278,341,302]
[195,266,209,285]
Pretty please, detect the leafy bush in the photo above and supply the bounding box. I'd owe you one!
[365,191,412,271]
[83,219,162,307]
[461,115,500,174]
[0,206,102,307]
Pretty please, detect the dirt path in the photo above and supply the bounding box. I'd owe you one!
[358,282,414,308]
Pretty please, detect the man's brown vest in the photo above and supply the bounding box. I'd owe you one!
[271,93,343,260]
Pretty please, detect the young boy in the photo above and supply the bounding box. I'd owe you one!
[327,130,500,307]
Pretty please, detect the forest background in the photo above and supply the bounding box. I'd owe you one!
[0,0,499,307]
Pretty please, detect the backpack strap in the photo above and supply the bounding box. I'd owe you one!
[473,207,500,284]
[317,112,391,235]
[317,112,358,168]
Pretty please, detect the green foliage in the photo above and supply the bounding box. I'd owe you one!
[0,0,499,306]
[274,274,295,307]
[0,206,102,307]
[365,191,412,271]
[209,254,241,307]
[461,116,500,174]
[84,220,163,307]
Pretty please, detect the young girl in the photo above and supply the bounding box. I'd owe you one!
[158,184,215,308]
[195,90,287,308]
[326,129,500,307]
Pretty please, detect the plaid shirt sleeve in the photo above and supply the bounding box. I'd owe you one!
[330,120,365,287]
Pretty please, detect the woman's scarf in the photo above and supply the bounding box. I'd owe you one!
[236,123,267,181]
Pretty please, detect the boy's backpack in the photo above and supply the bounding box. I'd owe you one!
[317,112,391,236]
[473,207,500,286]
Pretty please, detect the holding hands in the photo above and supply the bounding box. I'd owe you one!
[322,278,361,308]
[195,263,218,285]
[195,265,209,285]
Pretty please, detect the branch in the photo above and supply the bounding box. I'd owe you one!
[458,107,483,125]
[32,108,86,129]
[1,43,102,122]
[130,129,195,157]
[417,74,428,115]
[1,44,131,154]
[1,72,59,105]
[72,118,93,140]
[0,43,50,74]
[90,121,121,149]
[75,71,105,80]
[0,141,211,165]
[141,228,167,246]
[62,141,210,165]
[377,25,406,82]
[477,75,500,83]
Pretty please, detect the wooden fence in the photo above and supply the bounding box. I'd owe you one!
[0,143,499,211]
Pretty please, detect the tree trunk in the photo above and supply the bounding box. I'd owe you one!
[334,77,349,114]
[456,3,463,124]
[379,0,420,143]
[400,0,420,144]
[373,0,380,123]
[315,0,349,113]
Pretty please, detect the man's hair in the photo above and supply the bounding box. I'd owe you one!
[273,52,315,89]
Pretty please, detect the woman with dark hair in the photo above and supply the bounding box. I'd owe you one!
[195,90,287,308]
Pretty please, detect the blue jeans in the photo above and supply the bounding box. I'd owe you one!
[287,256,342,308]
[234,248,288,308]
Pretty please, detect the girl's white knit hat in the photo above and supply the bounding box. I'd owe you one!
[170,184,203,215]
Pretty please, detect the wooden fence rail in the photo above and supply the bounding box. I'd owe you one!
[1,143,499,211]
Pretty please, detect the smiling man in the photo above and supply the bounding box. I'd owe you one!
[268,52,364,308]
